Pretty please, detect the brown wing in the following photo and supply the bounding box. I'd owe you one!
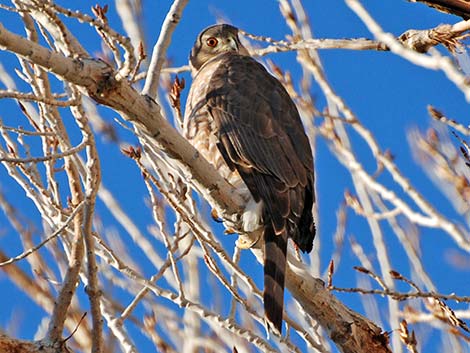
[202,53,316,331]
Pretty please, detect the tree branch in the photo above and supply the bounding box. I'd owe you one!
[141,0,189,98]
[0,334,73,353]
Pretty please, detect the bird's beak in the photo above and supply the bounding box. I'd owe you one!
[223,36,239,52]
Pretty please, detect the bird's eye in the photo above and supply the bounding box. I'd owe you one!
[206,37,218,47]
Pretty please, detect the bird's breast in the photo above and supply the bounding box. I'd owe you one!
[183,55,265,234]
[184,108,263,234]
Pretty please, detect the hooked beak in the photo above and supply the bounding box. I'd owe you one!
[222,36,239,52]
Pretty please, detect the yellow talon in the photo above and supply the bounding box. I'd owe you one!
[236,232,261,249]
[211,208,223,223]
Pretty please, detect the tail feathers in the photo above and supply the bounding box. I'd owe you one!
[292,180,316,253]
[263,223,288,333]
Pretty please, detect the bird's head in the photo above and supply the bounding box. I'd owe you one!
[189,24,249,72]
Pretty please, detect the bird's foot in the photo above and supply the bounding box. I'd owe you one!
[211,208,223,223]
[236,232,261,249]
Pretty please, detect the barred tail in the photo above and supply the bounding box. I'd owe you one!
[263,223,288,333]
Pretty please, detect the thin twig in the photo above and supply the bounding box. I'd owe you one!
[0,138,87,163]
[331,286,470,302]
[0,89,80,106]
[0,201,85,267]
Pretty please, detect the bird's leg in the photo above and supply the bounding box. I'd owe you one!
[234,196,263,248]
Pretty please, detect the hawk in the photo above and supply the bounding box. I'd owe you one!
[184,24,316,332]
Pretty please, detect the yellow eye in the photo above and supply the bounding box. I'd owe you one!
[206,37,218,47]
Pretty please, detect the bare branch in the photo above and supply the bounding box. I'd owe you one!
[0,138,87,163]
[0,89,80,106]
[428,105,470,135]
[0,334,73,353]
[0,201,85,266]
[345,0,470,100]
[142,0,189,98]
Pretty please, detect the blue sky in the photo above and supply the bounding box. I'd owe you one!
[0,1,469,352]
